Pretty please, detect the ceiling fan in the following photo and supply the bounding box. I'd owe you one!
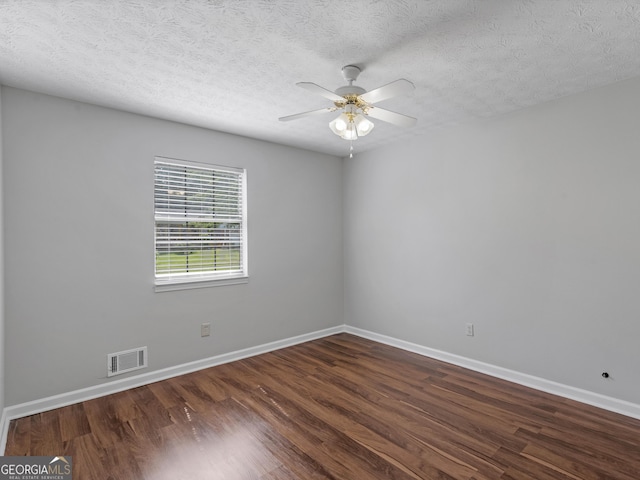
[279,65,417,146]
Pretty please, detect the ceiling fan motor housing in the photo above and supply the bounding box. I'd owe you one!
[335,65,366,97]
[335,85,366,97]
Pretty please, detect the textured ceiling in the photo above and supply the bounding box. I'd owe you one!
[1,1,640,157]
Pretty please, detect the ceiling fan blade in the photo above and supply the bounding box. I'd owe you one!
[278,106,336,122]
[366,107,417,128]
[296,82,345,102]
[359,79,415,104]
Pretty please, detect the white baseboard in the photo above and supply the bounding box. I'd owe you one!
[3,324,640,454]
[0,325,344,453]
[344,325,640,421]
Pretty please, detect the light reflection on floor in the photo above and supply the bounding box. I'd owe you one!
[148,387,286,479]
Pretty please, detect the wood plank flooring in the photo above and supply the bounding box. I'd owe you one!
[6,333,640,479]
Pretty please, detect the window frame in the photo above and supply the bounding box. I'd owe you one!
[153,156,248,292]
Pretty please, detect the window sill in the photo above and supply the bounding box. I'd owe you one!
[154,275,249,292]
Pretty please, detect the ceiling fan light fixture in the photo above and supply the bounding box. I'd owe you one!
[342,123,358,140]
[329,111,374,140]
[329,113,350,135]
[354,114,374,136]
[280,65,416,152]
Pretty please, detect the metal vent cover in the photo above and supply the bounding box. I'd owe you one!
[107,346,147,377]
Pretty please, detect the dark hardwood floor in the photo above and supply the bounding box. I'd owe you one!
[6,333,640,479]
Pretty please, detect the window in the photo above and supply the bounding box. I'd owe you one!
[154,157,247,291]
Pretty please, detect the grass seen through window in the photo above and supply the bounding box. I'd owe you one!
[155,248,241,274]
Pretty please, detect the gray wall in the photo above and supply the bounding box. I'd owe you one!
[3,87,344,406]
[0,86,4,414]
[5,75,640,409]
[344,77,640,405]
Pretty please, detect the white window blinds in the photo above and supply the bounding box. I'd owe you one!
[154,157,247,287]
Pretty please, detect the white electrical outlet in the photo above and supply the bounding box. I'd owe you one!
[201,323,211,337]
[465,323,474,336]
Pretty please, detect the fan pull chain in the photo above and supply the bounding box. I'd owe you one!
[349,142,354,159]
